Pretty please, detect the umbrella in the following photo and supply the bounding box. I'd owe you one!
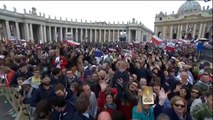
[108,48,117,52]
[198,38,208,41]
[64,39,80,47]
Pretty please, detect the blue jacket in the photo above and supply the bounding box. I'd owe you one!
[23,87,41,107]
[50,101,76,120]
[72,112,95,120]
[132,106,154,120]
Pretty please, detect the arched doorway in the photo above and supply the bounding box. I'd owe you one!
[186,33,192,40]
[205,33,209,39]
[157,32,161,38]
[172,33,177,39]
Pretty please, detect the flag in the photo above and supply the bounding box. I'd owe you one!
[151,35,163,46]
[165,46,176,52]
[64,39,80,47]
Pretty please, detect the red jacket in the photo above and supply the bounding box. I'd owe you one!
[52,56,68,70]
[5,70,15,87]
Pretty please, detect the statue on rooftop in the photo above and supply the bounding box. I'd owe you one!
[13,7,16,12]
[24,9,26,14]
[3,4,6,10]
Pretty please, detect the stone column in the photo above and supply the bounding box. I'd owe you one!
[54,27,57,42]
[43,25,47,42]
[94,29,97,42]
[198,23,203,38]
[15,22,20,40]
[65,27,68,39]
[39,25,44,43]
[192,24,197,38]
[99,29,101,43]
[75,28,78,42]
[29,24,34,41]
[80,28,83,42]
[201,23,206,38]
[185,24,188,31]
[25,23,30,41]
[60,27,63,41]
[112,30,115,42]
[128,29,131,42]
[117,30,120,41]
[170,25,173,39]
[5,20,11,39]
[70,28,73,34]
[85,29,88,42]
[141,31,143,41]
[177,25,180,39]
[103,29,106,42]
[48,26,52,42]
[179,25,183,39]
[185,24,188,39]
[163,26,166,40]
[108,29,111,42]
[90,29,92,42]
[155,27,158,35]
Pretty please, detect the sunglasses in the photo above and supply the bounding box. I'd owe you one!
[174,103,185,108]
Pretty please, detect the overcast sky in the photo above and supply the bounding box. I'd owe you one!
[1,1,212,31]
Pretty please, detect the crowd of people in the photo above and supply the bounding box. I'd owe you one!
[0,39,212,120]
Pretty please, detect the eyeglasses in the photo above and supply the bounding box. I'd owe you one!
[191,91,199,94]
[174,103,185,108]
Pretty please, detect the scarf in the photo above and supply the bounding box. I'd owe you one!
[104,103,117,109]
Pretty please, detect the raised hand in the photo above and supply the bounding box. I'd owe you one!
[100,82,108,92]
[158,88,168,105]
[117,78,123,88]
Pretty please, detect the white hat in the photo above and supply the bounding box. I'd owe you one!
[0,55,5,59]
[22,80,31,86]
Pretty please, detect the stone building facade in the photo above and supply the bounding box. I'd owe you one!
[154,0,212,41]
[0,5,153,43]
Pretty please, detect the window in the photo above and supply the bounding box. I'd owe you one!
[159,17,162,20]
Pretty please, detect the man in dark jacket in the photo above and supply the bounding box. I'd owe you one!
[50,96,76,120]
[72,93,94,120]
[10,63,33,87]
[39,72,54,101]
[21,80,41,107]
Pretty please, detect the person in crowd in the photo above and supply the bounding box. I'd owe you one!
[50,68,66,87]
[51,49,68,70]
[191,89,213,120]
[34,100,51,120]
[10,63,33,87]
[29,67,41,89]
[87,72,100,97]
[157,96,192,120]
[82,82,98,119]
[39,72,54,100]
[132,87,168,120]
[0,66,15,87]
[156,113,170,120]
[20,80,41,107]
[50,96,76,120]
[54,83,72,101]
[69,81,80,102]
[194,72,212,92]
[64,68,79,88]
[73,93,95,120]
[139,77,147,89]
[187,85,202,113]
[97,111,112,120]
